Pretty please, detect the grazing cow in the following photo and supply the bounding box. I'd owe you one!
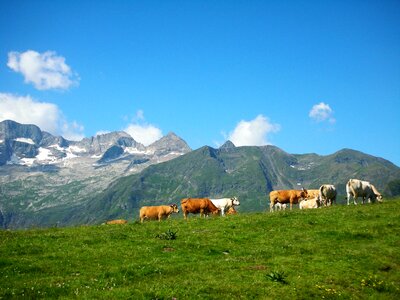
[210,197,240,216]
[299,197,320,209]
[269,188,308,211]
[346,179,383,205]
[306,189,320,200]
[226,206,238,215]
[180,198,220,220]
[274,202,287,211]
[139,204,179,223]
[319,184,337,206]
[371,184,383,201]
[106,219,128,225]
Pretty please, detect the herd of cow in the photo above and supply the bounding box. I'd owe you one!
[106,178,383,224]
[139,197,240,223]
[269,178,383,212]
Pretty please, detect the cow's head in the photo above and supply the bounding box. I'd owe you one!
[170,204,179,213]
[300,188,308,199]
[376,194,383,203]
[212,209,221,216]
[231,196,240,206]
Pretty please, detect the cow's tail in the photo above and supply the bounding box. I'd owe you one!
[318,185,324,196]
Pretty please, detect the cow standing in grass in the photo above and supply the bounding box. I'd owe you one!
[269,188,308,211]
[180,198,220,220]
[274,202,287,211]
[210,197,240,216]
[346,179,383,205]
[139,204,179,222]
[319,184,337,206]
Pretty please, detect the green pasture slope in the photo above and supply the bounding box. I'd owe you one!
[1,200,400,299]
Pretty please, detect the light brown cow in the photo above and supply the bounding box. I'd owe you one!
[139,204,179,223]
[226,206,238,215]
[346,179,383,205]
[299,197,320,209]
[306,189,319,199]
[106,219,128,225]
[180,198,220,220]
[269,188,308,211]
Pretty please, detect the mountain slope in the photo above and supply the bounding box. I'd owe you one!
[2,120,400,229]
[73,144,400,224]
[0,120,191,229]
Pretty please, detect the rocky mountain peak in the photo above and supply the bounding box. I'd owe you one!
[0,120,192,168]
[0,119,43,144]
[219,140,236,150]
[147,131,191,155]
[76,131,145,155]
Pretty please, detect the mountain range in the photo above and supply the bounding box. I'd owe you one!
[0,120,191,228]
[1,120,399,229]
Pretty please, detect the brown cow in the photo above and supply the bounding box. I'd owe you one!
[180,198,220,220]
[139,204,179,223]
[306,189,319,199]
[269,188,308,211]
[226,206,238,215]
[106,219,128,225]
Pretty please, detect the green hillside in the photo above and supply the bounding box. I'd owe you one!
[76,145,400,224]
[2,145,400,228]
[1,200,399,299]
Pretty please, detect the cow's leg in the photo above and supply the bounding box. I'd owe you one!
[221,208,225,216]
[290,199,293,210]
[270,200,275,212]
[353,194,358,205]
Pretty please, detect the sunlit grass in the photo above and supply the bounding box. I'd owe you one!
[1,199,400,299]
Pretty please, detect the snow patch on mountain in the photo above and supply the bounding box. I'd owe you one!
[14,138,35,144]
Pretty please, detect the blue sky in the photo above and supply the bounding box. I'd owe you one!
[1,1,399,166]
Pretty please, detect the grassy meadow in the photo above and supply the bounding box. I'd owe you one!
[1,199,400,299]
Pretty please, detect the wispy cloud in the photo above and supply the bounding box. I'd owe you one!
[309,102,336,124]
[7,50,79,90]
[227,115,280,146]
[0,93,84,140]
[123,110,163,146]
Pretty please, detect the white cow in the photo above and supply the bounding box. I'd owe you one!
[299,197,320,209]
[346,179,383,205]
[319,184,337,206]
[210,197,240,216]
[274,202,287,211]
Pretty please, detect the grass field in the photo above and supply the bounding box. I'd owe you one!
[1,200,400,299]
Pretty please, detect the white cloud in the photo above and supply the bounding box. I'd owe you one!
[309,102,336,124]
[7,50,79,90]
[0,93,84,140]
[123,110,163,146]
[228,115,280,146]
